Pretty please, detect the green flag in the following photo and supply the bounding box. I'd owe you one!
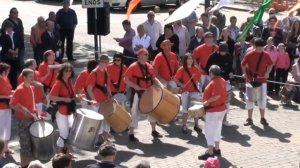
[237,0,273,40]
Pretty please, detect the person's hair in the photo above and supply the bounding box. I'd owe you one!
[113,52,123,64]
[22,68,34,78]
[43,50,55,63]
[277,43,285,50]
[49,11,55,17]
[220,28,228,39]
[209,65,221,76]
[87,60,99,73]
[0,139,4,153]
[52,153,72,168]
[45,20,53,27]
[195,26,203,34]
[168,8,175,15]
[0,63,10,74]
[57,63,74,80]
[230,16,237,21]
[134,160,151,168]
[9,7,17,16]
[201,13,209,18]
[137,24,144,31]
[28,160,45,168]
[98,141,117,158]
[122,20,131,26]
[291,20,300,37]
[3,21,13,29]
[164,24,173,32]
[182,53,194,71]
[24,59,36,68]
[254,38,265,47]
[267,36,273,43]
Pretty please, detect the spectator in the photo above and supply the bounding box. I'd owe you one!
[199,13,218,42]
[264,37,277,93]
[187,26,204,53]
[182,6,198,38]
[0,139,5,168]
[134,160,151,168]
[173,20,190,58]
[156,24,179,55]
[282,12,298,43]
[274,43,290,94]
[217,28,235,56]
[227,16,239,41]
[52,153,72,168]
[286,20,300,66]
[47,11,58,30]
[210,16,220,40]
[56,0,77,61]
[261,15,283,46]
[30,16,46,66]
[240,17,253,42]
[143,11,163,60]
[41,20,61,61]
[213,9,226,32]
[114,20,136,67]
[28,160,45,168]
[132,24,151,55]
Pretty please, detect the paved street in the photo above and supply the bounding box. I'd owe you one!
[1,0,300,167]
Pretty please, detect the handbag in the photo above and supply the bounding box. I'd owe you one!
[249,52,264,88]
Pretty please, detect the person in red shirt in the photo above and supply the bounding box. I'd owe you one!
[10,69,39,167]
[124,48,164,142]
[107,53,127,104]
[192,32,219,90]
[38,50,60,93]
[198,65,227,160]
[74,60,98,108]
[0,63,14,154]
[152,40,179,92]
[241,38,273,126]
[86,55,112,142]
[174,53,201,134]
[49,63,77,157]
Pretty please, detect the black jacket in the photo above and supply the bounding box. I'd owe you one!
[188,36,204,53]
[205,52,233,81]
[156,34,180,54]
[1,18,24,48]
[85,161,116,168]
[41,30,60,53]
[0,32,20,60]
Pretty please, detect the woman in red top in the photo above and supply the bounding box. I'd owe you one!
[38,50,60,93]
[0,63,14,154]
[198,65,227,160]
[174,53,201,134]
[49,63,77,156]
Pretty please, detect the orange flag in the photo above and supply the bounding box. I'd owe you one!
[289,0,300,14]
[126,0,141,20]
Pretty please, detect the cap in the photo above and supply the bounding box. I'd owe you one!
[204,32,214,38]
[99,54,110,61]
[137,48,149,56]
[204,157,220,168]
[219,42,228,52]
[160,40,173,49]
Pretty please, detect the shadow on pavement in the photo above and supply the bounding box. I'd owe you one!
[115,150,139,166]
[251,125,292,143]
[222,125,251,147]
[230,97,246,109]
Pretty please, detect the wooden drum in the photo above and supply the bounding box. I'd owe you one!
[100,98,131,133]
[138,85,180,124]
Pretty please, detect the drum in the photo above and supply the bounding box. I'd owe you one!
[100,98,131,133]
[69,108,103,150]
[29,120,55,161]
[188,104,205,118]
[139,85,180,124]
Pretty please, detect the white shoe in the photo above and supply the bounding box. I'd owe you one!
[223,121,232,126]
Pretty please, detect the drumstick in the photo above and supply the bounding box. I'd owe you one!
[82,98,94,104]
[181,74,196,89]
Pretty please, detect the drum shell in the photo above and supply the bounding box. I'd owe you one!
[188,104,205,118]
[139,85,180,124]
[69,109,103,150]
[30,121,55,161]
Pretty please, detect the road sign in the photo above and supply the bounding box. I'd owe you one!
[82,0,104,8]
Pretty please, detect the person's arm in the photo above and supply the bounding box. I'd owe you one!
[153,77,164,88]
[73,10,78,29]
[125,77,142,91]
[30,27,36,47]
[265,64,273,79]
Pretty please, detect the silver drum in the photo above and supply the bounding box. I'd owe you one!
[29,120,55,161]
[69,108,104,150]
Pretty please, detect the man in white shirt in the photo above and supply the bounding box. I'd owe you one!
[143,11,163,60]
[132,24,151,55]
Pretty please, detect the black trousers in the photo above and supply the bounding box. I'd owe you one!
[275,68,289,93]
[59,28,75,60]
[3,59,19,89]
[267,67,276,92]
[123,49,136,67]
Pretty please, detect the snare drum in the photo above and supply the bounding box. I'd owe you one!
[188,104,205,118]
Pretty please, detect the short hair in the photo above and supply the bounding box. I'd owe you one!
[230,16,237,21]
[87,60,99,73]
[0,139,4,153]
[22,68,34,78]
[0,63,10,74]
[134,160,151,168]
[43,50,55,63]
[201,13,209,18]
[122,20,131,26]
[57,63,75,80]
[98,141,117,157]
[209,65,221,76]
[52,153,72,168]
[164,24,173,32]
[24,59,36,68]
[254,38,265,47]
[137,24,144,31]
[3,21,13,29]
[28,160,45,168]
[9,7,17,15]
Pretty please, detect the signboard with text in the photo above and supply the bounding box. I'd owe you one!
[82,0,104,8]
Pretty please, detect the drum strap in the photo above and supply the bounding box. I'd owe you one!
[45,68,55,93]
[248,52,264,79]
[60,80,76,113]
[111,64,124,92]
[185,68,200,92]
[162,52,174,78]
[135,62,153,87]
[94,70,108,95]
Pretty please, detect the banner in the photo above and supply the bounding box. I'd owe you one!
[126,0,141,20]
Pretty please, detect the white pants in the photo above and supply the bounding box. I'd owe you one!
[181,92,201,113]
[245,83,267,110]
[90,105,110,134]
[130,93,156,128]
[0,109,12,141]
[200,75,210,90]
[226,80,232,114]
[113,93,126,104]
[205,111,226,146]
[56,112,74,147]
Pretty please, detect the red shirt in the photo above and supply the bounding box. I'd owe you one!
[192,44,219,72]
[38,62,59,91]
[10,83,37,119]
[107,63,127,93]
[241,50,273,83]
[152,52,179,81]
[74,69,89,93]
[124,62,156,89]
[49,80,75,115]
[0,76,12,109]
[202,77,227,112]
[174,66,201,93]
[18,71,44,103]
[86,68,110,103]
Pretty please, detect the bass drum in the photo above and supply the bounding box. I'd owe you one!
[29,120,55,161]
[69,108,103,150]
[139,85,180,124]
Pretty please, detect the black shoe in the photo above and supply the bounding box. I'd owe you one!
[198,151,214,160]
[260,118,269,126]
[129,134,139,142]
[244,118,253,126]
[68,58,76,61]
[213,148,221,156]
[194,125,201,132]
[151,130,163,138]
[182,125,188,134]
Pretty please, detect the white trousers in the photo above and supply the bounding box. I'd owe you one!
[56,112,74,147]
[245,83,267,110]
[90,105,110,134]
[226,80,232,114]
[205,111,226,146]
[181,92,201,113]
[0,109,12,141]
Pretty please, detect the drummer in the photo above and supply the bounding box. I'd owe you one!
[10,69,39,168]
[107,52,128,104]
[74,60,99,109]
[86,54,112,143]
[124,48,164,142]
[173,53,202,134]
[49,63,77,157]
[152,39,179,92]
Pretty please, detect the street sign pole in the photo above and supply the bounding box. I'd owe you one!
[94,8,99,60]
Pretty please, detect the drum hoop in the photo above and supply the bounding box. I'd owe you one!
[138,86,164,114]
[100,99,118,117]
[29,120,54,138]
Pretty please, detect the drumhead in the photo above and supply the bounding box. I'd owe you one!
[76,108,104,120]
[139,85,163,113]
[29,121,54,138]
